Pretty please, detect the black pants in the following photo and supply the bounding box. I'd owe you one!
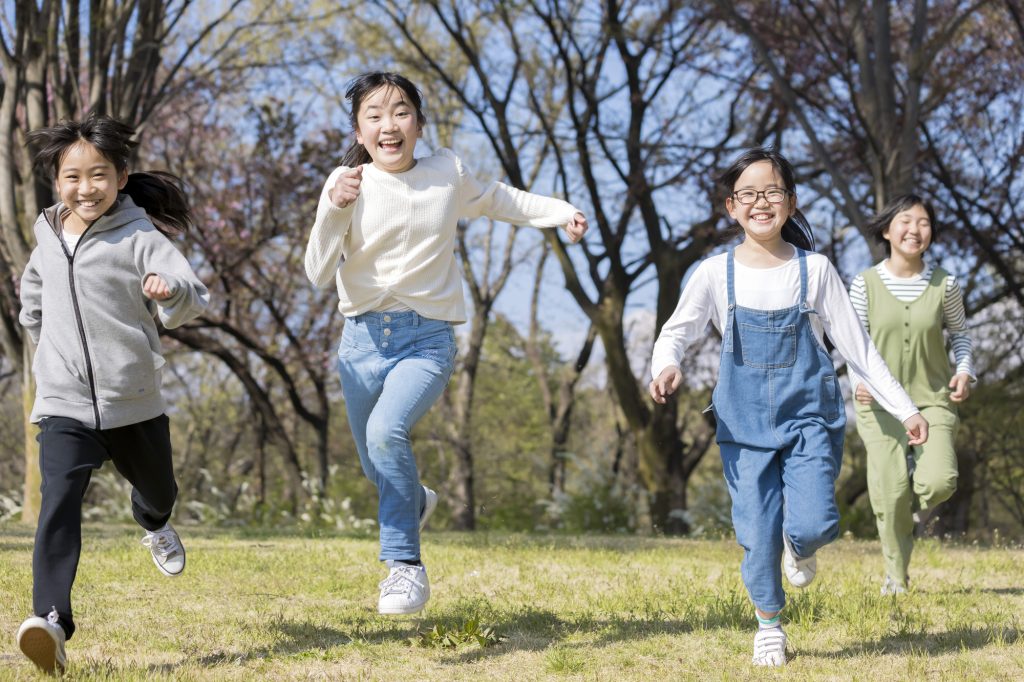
[32,414,177,639]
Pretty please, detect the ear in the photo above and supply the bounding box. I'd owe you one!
[725,196,736,219]
[117,169,129,190]
[355,128,364,146]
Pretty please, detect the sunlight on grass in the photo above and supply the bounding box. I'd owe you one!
[1,525,1023,680]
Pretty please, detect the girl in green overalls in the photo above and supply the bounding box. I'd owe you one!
[849,194,974,595]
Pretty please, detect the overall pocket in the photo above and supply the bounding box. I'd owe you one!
[738,322,796,369]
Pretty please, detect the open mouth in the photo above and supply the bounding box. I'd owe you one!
[379,139,403,152]
[750,212,774,224]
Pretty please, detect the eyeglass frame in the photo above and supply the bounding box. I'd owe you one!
[730,188,793,205]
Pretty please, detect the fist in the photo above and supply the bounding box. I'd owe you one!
[329,166,363,208]
[143,274,173,301]
[564,212,588,244]
[855,383,875,405]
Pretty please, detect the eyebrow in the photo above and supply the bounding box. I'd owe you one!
[61,165,113,173]
[362,99,411,112]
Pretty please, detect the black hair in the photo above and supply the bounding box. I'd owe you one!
[865,193,937,256]
[340,71,426,168]
[717,146,814,251]
[27,112,193,235]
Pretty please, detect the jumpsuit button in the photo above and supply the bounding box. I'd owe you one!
[383,328,392,336]
[383,315,392,322]
[382,341,389,348]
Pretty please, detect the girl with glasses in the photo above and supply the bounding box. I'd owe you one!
[649,147,927,666]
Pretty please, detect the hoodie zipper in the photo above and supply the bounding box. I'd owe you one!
[44,210,102,430]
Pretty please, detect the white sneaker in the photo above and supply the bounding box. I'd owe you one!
[782,534,816,588]
[752,626,787,666]
[420,486,438,531]
[141,523,186,577]
[378,561,430,615]
[17,608,67,674]
[880,575,908,595]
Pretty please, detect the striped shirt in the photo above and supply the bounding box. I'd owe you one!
[849,261,975,382]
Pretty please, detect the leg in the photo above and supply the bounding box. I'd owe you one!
[780,423,843,559]
[912,405,959,513]
[106,414,177,531]
[32,417,108,639]
[720,443,785,614]
[860,408,913,585]
[366,354,452,562]
[338,327,386,485]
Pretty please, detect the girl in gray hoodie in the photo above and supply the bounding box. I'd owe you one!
[15,113,209,675]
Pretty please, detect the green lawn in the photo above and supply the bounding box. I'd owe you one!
[1,524,1022,680]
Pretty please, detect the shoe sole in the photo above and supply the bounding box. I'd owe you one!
[378,603,427,615]
[419,487,438,532]
[18,627,63,674]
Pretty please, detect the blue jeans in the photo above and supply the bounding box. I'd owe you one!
[337,312,456,562]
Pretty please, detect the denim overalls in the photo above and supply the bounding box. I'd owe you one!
[713,248,846,613]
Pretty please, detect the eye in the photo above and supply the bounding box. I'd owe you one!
[735,190,756,202]
[765,189,786,202]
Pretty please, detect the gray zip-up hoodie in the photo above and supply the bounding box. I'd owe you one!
[19,195,210,430]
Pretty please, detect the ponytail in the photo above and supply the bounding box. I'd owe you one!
[123,171,193,235]
[340,143,372,168]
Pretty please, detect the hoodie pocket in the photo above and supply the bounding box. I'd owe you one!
[32,333,92,403]
[93,324,160,401]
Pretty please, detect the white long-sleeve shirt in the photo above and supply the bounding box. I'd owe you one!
[847,261,975,393]
[304,148,579,323]
[651,250,919,424]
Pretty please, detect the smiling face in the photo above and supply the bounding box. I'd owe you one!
[354,85,422,173]
[725,160,796,247]
[55,141,127,229]
[883,203,932,261]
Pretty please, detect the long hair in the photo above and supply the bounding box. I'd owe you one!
[717,146,814,251]
[27,112,193,235]
[865,193,937,256]
[340,72,427,168]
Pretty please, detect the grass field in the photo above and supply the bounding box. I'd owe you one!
[1,524,1022,680]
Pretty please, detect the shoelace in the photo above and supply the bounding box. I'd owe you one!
[753,628,786,663]
[378,565,425,597]
[141,529,181,559]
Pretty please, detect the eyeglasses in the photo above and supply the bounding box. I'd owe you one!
[732,188,791,205]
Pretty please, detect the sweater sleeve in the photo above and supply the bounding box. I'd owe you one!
[18,247,43,345]
[943,275,975,380]
[137,229,210,329]
[816,259,919,423]
[442,149,579,228]
[650,261,717,380]
[305,166,357,288]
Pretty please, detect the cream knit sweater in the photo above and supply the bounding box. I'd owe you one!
[305,148,580,323]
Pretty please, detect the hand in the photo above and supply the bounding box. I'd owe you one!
[948,372,972,402]
[143,274,173,301]
[329,166,363,208]
[649,366,683,404]
[564,212,588,243]
[854,383,875,405]
[903,413,929,446]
